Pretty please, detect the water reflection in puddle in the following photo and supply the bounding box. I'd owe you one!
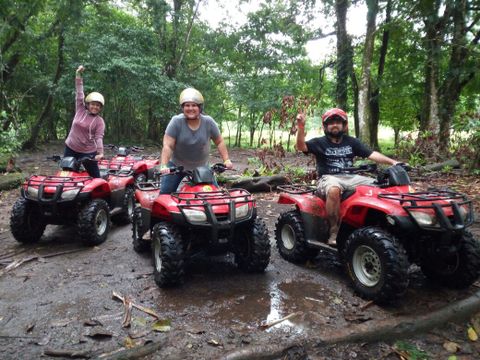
[151,274,335,333]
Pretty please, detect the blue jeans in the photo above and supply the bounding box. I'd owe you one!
[160,162,184,194]
[64,146,100,178]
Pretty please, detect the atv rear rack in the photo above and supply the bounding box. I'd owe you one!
[277,184,316,195]
[379,189,474,231]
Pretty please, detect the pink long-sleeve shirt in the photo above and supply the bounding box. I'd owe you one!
[65,78,105,154]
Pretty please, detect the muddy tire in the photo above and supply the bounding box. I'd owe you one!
[10,198,46,244]
[420,231,480,288]
[234,217,271,272]
[77,199,110,246]
[135,173,147,183]
[343,227,409,303]
[132,207,149,253]
[112,187,135,224]
[275,210,319,263]
[152,222,185,287]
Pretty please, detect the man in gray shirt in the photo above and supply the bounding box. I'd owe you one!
[159,88,233,194]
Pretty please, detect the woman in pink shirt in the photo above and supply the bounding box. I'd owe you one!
[64,65,105,178]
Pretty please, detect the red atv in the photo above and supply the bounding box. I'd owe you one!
[132,164,271,287]
[275,163,480,303]
[10,155,136,246]
[100,145,159,183]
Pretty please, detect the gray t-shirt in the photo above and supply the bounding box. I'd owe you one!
[165,113,221,170]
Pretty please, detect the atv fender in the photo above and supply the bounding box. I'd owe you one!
[278,192,327,217]
[132,163,147,174]
[82,178,110,198]
[341,186,408,228]
[278,193,329,243]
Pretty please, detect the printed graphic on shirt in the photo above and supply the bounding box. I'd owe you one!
[325,145,354,173]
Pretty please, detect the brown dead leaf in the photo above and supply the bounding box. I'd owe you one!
[443,341,460,353]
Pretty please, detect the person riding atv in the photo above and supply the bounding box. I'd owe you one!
[274,109,480,303]
[295,108,401,245]
[133,163,271,287]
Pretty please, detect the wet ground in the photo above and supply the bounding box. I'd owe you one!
[1,144,480,359]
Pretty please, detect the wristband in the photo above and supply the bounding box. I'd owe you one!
[160,164,168,170]
[297,124,305,129]
[224,159,232,165]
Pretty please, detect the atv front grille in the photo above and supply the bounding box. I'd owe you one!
[379,189,474,231]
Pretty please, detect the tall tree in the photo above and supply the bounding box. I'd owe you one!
[357,0,379,146]
[369,0,392,150]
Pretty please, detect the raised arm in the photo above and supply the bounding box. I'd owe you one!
[75,65,85,111]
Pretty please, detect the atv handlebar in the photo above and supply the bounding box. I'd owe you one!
[338,163,410,175]
[154,163,231,179]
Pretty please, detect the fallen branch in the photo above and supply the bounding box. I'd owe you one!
[259,312,302,329]
[112,291,160,319]
[95,337,167,360]
[43,348,90,358]
[122,296,133,328]
[222,290,480,360]
[0,248,87,276]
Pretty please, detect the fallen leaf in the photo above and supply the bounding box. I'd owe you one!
[25,323,35,333]
[152,319,171,332]
[468,326,478,341]
[124,336,137,349]
[471,312,480,334]
[443,341,459,353]
[207,339,221,346]
[35,336,51,346]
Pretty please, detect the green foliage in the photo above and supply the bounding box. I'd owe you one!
[394,341,430,360]
[450,113,480,172]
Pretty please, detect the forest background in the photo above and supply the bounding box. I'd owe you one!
[1,0,479,172]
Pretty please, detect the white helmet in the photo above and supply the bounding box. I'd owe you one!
[85,92,105,106]
[179,88,204,106]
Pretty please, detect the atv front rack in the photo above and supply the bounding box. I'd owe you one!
[24,175,91,202]
[277,184,316,195]
[379,189,474,231]
[172,188,255,226]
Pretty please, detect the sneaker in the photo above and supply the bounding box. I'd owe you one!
[143,231,152,241]
[327,232,338,246]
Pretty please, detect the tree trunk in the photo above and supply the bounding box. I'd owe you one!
[369,0,391,151]
[22,27,65,150]
[335,0,349,110]
[437,0,474,154]
[350,66,359,138]
[357,0,378,146]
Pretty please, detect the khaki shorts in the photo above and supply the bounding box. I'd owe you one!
[317,174,375,198]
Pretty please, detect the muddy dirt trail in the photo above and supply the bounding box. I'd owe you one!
[1,145,480,359]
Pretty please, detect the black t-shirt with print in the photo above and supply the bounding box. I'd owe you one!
[305,135,373,176]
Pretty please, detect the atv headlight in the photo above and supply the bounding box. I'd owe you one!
[60,189,80,200]
[410,211,437,227]
[458,205,469,221]
[183,209,207,223]
[27,186,39,198]
[235,203,249,219]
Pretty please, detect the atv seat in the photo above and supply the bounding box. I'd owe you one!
[341,189,356,201]
[99,170,110,180]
